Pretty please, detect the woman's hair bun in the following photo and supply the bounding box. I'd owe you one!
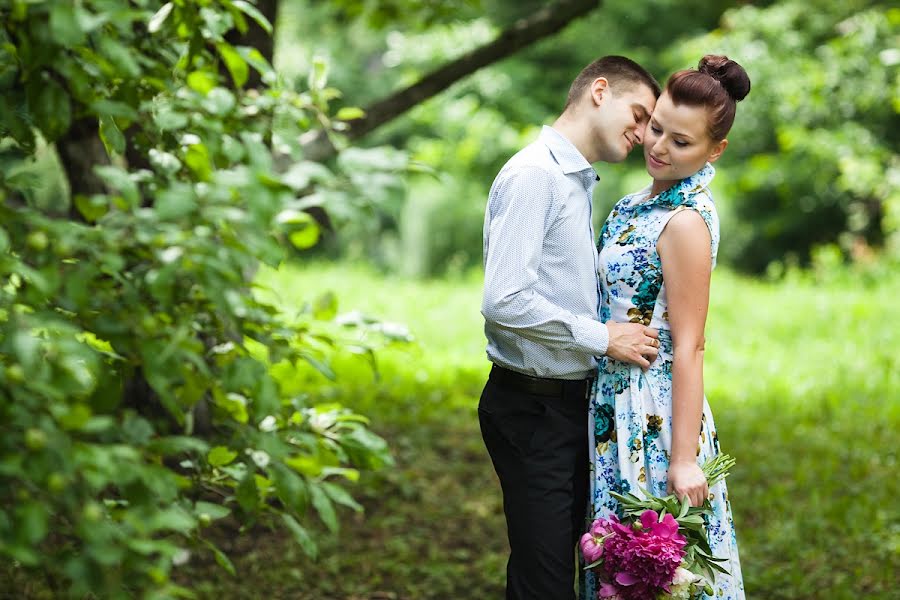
[698,55,750,102]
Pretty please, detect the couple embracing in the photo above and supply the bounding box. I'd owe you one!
[479,55,750,600]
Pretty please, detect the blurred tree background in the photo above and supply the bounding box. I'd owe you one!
[1,0,898,599]
[276,0,898,276]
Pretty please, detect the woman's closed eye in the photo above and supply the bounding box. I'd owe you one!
[652,127,689,147]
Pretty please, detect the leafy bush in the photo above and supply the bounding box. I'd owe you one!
[0,1,398,596]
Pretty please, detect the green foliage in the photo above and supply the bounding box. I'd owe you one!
[669,1,899,271]
[0,1,399,596]
[327,0,480,30]
[277,0,746,276]
[278,0,898,275]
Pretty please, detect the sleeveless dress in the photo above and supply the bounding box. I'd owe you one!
[582,164,745,599]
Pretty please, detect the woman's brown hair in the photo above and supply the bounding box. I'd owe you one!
[666,55,751,140]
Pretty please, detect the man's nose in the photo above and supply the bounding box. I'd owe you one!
[634,124,645,144]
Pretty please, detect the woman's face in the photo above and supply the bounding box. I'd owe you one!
[643,92,727,189]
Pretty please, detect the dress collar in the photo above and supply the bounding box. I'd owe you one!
[626,163,716,211]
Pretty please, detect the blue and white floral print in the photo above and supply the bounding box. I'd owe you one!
[584,164,745,599]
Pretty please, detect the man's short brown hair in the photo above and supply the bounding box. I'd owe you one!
[565,55,661,109]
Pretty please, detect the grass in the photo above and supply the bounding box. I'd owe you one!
[189,261,899,598]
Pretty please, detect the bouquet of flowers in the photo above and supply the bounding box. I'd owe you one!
[581,455,735,600]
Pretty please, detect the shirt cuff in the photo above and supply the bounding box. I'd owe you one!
[573,316,609,357]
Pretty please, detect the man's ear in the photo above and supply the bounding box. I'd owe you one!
[589,77,609,106]
[707,138,728,163]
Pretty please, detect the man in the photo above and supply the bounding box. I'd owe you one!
[479,56,662,600]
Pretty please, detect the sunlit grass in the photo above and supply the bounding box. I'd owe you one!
[191,261,900,599]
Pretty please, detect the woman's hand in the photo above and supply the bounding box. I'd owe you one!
[666,460,709,507]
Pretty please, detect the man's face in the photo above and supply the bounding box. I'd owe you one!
[592,83,657,163]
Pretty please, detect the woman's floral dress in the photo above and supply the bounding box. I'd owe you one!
[583,164,745,599]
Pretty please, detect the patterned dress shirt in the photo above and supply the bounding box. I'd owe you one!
[482,126,610,380]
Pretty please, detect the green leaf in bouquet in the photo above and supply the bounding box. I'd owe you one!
[700,453,736,487]
[678,514,705,525]
[678,494,691,519]
[679,520,706,533]
[708,561,731,574]
[583,558,603,570]
[696,548,730,566]
[695,535,713,556]
[609,491,641,506]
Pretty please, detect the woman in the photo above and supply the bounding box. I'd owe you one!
[585,55,750,599]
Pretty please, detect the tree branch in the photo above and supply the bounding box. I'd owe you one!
[352,0,597,139]
[304,0,600,160]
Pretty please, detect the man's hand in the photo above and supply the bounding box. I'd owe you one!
[606,322,659,369]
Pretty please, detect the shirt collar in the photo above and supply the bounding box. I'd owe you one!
[539,126,597,181]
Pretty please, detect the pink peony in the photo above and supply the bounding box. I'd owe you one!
[591,517,616,537]
[581,517,616,564]
[597,582,623,599]
[598,510,687,600]
[581,531,605,563]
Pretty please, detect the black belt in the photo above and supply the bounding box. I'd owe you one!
[489,364,592,397]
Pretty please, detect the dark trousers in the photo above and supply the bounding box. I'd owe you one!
[478,367,591,600]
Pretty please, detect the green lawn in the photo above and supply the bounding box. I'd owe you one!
[182,261,899,599]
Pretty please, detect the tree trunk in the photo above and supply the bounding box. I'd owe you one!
[55,117,110,211]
